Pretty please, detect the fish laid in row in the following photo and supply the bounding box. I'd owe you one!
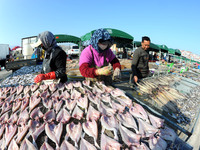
[0,80,177,150]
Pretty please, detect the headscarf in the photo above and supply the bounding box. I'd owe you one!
[90,28,112,53]
[38,31,57,53]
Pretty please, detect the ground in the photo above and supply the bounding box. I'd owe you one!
[0,69,12,81]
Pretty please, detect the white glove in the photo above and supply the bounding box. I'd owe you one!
[113,68,121,80]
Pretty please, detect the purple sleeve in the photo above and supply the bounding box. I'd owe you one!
[79,46,92,67]
[106,49,116,63]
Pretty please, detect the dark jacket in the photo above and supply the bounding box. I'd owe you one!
[131,46,149,79]
[39,31,67,83]
[42,46,67,83]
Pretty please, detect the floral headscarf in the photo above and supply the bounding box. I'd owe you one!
[90,28,112,53]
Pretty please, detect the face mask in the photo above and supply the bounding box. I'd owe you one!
[98,43,108,50]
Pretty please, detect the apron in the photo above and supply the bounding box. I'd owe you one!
[42,52,53,74]
[85,47,112,85]
[42,50,60,84]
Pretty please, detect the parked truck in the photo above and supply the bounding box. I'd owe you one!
[0,44,9,67]
[5,36,43,71]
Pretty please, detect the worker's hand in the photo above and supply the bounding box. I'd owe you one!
[113,68,121,80]
[134,76,138,83]
[34,71,56,83]
[34,74,46,83]
[96,66,111,76]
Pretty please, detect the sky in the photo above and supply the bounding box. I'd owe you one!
[0,0,200,55]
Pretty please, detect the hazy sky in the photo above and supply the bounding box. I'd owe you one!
[0,0,199,54]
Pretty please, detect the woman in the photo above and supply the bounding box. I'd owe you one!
[31,31,67,83]
[79,28,121,85]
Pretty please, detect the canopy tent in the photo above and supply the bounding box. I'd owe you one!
[157,44,169,53]
[175,49,181,56]
[80,28,134,47]
[54,34,81,44]
[168,48,181,56]
[168,48,175,55]
[134,41,160,52]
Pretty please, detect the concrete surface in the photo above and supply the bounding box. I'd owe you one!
[0,69,12,81]
[187,112,200,150]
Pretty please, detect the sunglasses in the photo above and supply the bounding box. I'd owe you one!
[99,39,112,45]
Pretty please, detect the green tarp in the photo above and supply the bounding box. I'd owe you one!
[175,49,181,56]
[81,28,133,42]
[157,44,169,53]
[168,48,181,56]
[54,34,81,44]
[168,48,175,54]
[134,41,160,52]
[80,32,93,42]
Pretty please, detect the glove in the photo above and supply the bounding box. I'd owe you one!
[113,68,121,80]
[95,66,111,76]
[34,71,56,83]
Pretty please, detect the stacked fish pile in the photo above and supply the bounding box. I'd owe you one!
[179,71,200,83]
[136,75,200,125]
[66,60,79,71]
[119,59,132,70]
[0,65,42,87]
[66,59,132,71]
[0,80,177,149]
[11,65,42,76]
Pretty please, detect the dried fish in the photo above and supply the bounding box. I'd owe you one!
[0,78,179,149]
